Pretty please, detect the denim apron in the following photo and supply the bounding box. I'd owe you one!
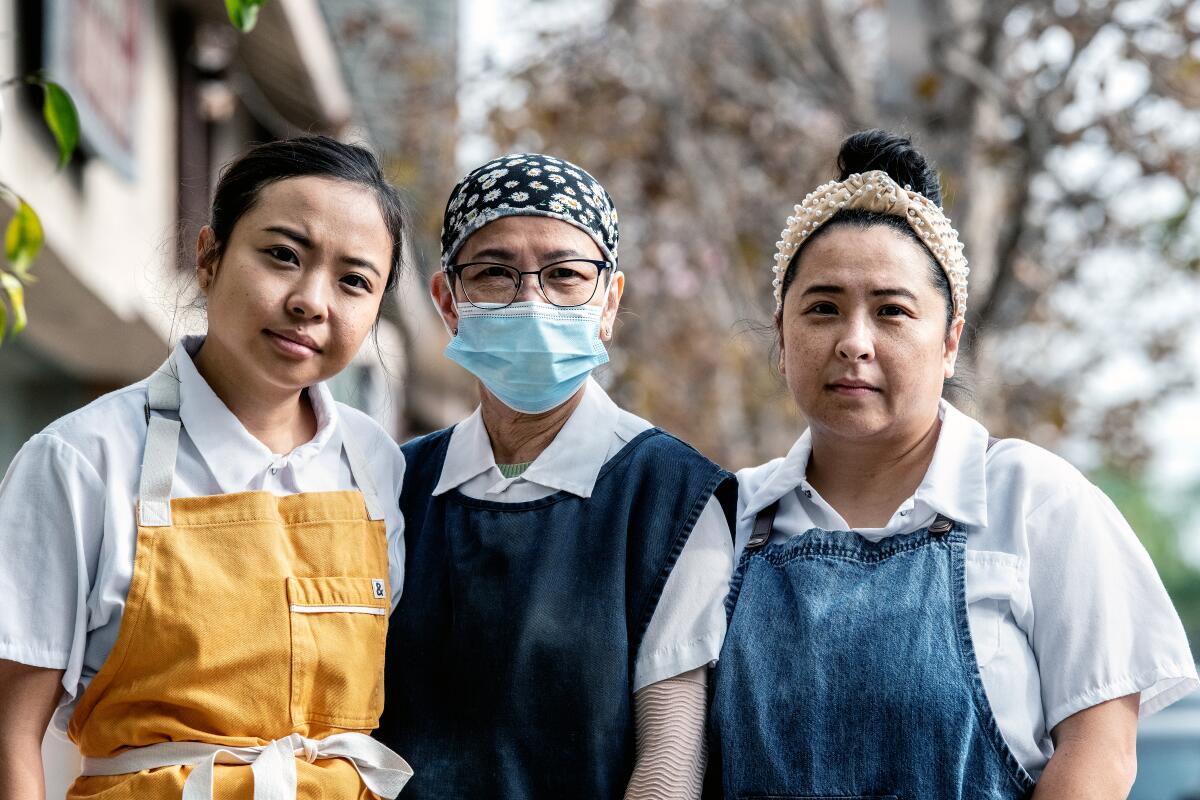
[709,499,1037,799]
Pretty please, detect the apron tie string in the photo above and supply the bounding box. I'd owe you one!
[80,732,413,800]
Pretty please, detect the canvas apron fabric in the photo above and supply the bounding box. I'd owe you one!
[64,359,412,800]
[709,504,1037,799]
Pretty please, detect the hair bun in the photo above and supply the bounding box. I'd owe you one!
[836,129,941,207]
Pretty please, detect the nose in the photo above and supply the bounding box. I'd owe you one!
[513,270,548,304]
[836,313,875,362]
[287,271,329,321]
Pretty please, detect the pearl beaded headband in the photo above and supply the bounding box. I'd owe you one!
[772,169,968,318]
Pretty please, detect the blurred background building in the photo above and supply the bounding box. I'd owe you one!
[0,0,458,793]
[2,0,1199,794]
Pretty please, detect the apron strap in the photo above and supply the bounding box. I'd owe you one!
[139,359,183,527]
[339,427,386,522]
[745,500,779,552]
[137,355,384,524]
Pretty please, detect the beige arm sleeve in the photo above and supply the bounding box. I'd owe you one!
[624,666,708,800]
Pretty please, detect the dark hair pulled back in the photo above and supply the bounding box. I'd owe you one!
[208,136,407,293]
[779,129,953,330]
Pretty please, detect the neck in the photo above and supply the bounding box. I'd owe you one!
[193,340,317,455]
[806,410,942,529]
[479,383,587,464]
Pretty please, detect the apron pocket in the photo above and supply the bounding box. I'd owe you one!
[287,575,389,730]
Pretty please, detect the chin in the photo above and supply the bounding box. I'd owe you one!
[805,402,892,441]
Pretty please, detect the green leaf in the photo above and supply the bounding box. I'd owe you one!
[1,271,26,339]
[5,198,43,279]
[226,0,267,32]
[39,80,80,168]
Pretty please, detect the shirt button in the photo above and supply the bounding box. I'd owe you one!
[803,489,813,498]
[270,467,279,475]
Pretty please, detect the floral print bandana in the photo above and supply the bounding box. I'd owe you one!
[440,153,619,268]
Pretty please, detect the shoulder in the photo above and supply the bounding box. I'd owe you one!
[623,428,718,469]
[36,380,151,474]
[335,402,404,485]
[985,437,1099,516]
[399,425,456,462]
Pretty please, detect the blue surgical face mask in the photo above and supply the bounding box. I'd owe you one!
[445,301,610,414]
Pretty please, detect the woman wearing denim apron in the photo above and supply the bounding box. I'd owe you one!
[377,153,737,799]
[708,130,1198,799]
[0,137,412,799]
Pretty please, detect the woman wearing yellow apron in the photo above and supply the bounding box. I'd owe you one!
[0,136,412,799]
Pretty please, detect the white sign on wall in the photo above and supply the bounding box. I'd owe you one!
[45,0,144,179]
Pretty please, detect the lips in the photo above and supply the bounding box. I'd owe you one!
[827,378,880,393]
[265,329,323,354]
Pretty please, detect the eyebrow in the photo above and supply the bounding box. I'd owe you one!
[464,247,588,263]
[264,225,381,277]
[800,284,919,301]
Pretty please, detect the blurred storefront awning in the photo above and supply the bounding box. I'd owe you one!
[172,0,353,134]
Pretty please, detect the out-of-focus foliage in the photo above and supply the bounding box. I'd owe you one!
[38,78,79,168]
[4,197,42,279]
[0,75,80,346]
[488,0,1200,471]
[226,0,267,33]
[1095,468,1200,648]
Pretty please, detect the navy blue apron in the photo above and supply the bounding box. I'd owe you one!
[709,498,1037,799]
[380,425,737,799]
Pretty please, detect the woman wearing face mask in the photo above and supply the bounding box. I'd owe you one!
[707,130,1198,799]
[378,153,737,799]
[0,137,413,800]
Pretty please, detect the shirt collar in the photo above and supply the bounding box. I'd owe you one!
[174,335,341,493]
[915,399,990,529]
[432,377,620,499]
[739,399,990,529]
[740,429,814,522]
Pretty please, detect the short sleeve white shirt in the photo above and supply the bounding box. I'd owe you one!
[430,377,735,692]
[0,336,407,734]
[735,399,1198,777]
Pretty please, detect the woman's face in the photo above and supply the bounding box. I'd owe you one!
[778,224,963,443]
[198,175,393,396]
[432,215,623,340]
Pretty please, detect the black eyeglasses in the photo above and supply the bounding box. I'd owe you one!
[446,258,613,309]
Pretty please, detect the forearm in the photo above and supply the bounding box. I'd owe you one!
[1031,694,1139,800]
[624,667,708,800]
[1032,740,1136,799]
[0,739,47,800]
[0,660,63,800]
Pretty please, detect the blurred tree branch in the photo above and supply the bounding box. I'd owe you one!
[488,0,1200,474]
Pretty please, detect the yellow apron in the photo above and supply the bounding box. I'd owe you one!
[65,359,412,800]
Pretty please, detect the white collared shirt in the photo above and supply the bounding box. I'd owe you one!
[0,336,406,733]
[736,399,1198,777]
[432,377,735,691]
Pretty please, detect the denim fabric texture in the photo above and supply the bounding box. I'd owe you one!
[709,518,1036,800]
[380,426,738,799]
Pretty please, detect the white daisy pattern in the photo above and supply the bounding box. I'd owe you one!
[441,153,620,269]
